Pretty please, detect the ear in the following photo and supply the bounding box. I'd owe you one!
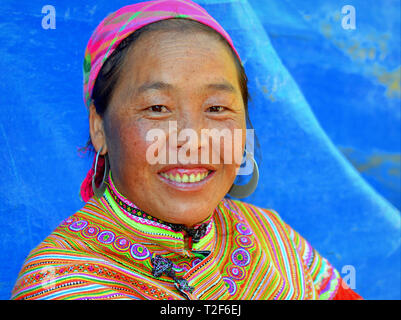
[89,103,108,155]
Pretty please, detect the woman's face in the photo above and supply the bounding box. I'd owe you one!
[92,30,246,227]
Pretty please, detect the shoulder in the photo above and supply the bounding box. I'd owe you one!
[221,198,290,235]
[220,198,299,258]
[222,198,362,300]
[222,198,305,260]
[11,198,140,300]
[28,197,110,256]
[18,198,106,258]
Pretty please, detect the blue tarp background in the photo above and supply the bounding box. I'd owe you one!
[0,0,400,299]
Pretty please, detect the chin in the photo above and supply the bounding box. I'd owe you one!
[158,201,214,226]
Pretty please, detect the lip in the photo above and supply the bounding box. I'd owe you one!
[157,165,216,191]
[158,164,217,174]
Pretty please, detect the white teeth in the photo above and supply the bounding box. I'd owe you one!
[160,171,210,183]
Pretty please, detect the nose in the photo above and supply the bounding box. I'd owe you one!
[164,107,206,165]
[176,111,204,149]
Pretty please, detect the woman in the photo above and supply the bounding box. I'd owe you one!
[12,0,361,300]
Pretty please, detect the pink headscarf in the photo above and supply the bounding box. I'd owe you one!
[80,0,242,202]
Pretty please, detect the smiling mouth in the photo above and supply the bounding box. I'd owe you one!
[158,167,214,185]
[160,171,212,183]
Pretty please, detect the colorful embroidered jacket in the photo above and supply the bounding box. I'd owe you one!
[11,177,362,300]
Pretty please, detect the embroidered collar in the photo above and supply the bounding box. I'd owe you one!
[100,171,216,256]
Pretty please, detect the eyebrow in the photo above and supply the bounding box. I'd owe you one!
[136,80,237,95]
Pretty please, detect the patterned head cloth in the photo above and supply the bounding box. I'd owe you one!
[80,0,242,202]
[83,0,242,109]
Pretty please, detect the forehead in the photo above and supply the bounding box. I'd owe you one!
[117,30,240,94]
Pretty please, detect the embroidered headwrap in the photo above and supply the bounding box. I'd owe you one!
[80,0,242,202]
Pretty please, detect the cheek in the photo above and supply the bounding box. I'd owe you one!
[124,124,156,164]
[211,120,246,167]
[106,117,156,173]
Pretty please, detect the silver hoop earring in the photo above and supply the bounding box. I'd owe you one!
[92,146,110,199]
[228,151,259,199]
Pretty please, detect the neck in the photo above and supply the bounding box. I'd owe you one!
[105,170,213,232]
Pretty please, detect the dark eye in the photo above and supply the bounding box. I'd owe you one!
[207,106,226,112]
[149,105,169,113]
